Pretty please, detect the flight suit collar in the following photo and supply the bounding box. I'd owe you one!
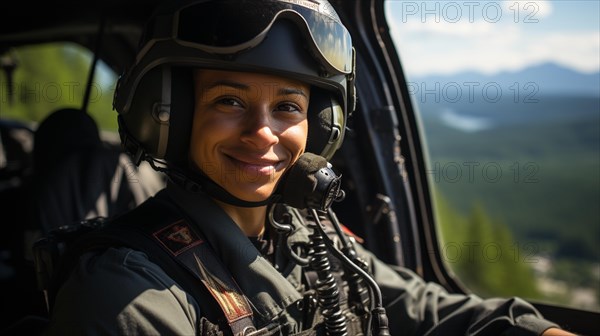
[165,182,304,326]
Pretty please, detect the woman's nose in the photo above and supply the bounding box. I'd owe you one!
[240,107,279,149]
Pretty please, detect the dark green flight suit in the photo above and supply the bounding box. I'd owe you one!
[45,182,558,335]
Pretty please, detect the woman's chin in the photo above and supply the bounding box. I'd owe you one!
[225,184,276,204]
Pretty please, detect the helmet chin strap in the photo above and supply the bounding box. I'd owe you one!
[165,164,281,208]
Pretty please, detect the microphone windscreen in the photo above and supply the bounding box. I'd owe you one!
[279,153,329,209]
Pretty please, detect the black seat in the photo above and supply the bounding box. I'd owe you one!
[29,108,163,235]
[0,108,164,332]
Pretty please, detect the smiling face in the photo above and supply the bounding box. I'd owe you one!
[190,69,310,202]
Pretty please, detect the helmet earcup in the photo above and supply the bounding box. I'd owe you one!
[306,87,345,160]
[117,66,194,165]
[118,65,168,159]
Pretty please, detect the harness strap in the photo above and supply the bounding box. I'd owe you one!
[152,218,254,335]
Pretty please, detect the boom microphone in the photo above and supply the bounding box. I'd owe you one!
[278,152,342,211]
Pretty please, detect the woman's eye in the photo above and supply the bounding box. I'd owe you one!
[276,103,302,113]
[217,97,243,107]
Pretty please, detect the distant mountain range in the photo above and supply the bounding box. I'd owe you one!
[412,63,600,133]
[411,63,600,97]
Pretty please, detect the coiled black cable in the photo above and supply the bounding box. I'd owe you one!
[311,209,390,336]
[307,211,348,336]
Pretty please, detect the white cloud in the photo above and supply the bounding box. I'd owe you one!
[399,19,496,37]
[390,19,523,75]
[389,13,599,77]
[527,32,600,73]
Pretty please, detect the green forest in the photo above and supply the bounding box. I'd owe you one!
[420,94,600,309]
[0,43,117,130]
[434,192,541,298]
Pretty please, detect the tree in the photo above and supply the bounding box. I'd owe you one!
[435,191,540,299]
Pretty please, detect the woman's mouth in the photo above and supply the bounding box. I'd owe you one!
[225,154,283,177]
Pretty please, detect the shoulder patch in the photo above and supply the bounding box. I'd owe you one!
[153,220,203,256]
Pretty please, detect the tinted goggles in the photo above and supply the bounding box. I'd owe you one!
[153,0,353,75]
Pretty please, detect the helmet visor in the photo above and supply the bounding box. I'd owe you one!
[161,0,353,75]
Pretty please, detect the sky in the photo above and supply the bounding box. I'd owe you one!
[386,0,600,77]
